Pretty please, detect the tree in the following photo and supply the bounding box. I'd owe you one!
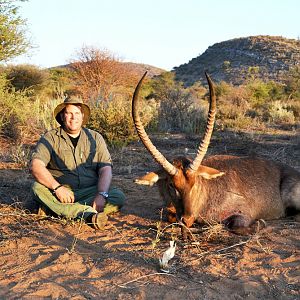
[0,0,30,61]
[5,64,49,94]
[70,46,136,102]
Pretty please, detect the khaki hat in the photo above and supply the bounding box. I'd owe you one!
[54,96,90,125]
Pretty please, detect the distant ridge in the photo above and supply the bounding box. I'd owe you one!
[120,62,165,78]
[51,62,165,79]
[173,35,300,86]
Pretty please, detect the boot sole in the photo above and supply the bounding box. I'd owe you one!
[91,212,108,230]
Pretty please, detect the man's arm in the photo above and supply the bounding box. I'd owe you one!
[30,158,75,203]
[92,165,112,212]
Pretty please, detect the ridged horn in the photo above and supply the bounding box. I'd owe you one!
[188,72,217,172]
[132,71,178,176]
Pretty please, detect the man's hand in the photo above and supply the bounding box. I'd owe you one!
[31,159,75,204]
[55,186,75,204]
[92,194,106,212]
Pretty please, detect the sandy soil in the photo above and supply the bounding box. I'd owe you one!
[0,129,299,299]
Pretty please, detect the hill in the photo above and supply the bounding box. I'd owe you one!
[121,61,166,78]
[53,62,165,79]
[173,35,300,86]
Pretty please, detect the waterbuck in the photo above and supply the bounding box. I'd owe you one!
[132,72,300,234]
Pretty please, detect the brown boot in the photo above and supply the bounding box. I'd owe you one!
[89,212,108,230]
[37,204,48,216]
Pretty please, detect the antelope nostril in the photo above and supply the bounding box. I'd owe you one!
[182,216,195,228]
[182,217,188,225]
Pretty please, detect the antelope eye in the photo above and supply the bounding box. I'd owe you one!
[168,182,176,192]
[168,183,180,199]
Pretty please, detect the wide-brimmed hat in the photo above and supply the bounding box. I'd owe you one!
[54,96,90,125]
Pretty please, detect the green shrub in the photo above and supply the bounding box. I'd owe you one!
[5,64,49,96]
[48,67,76,99]
[217,85,251,124]
[215,81,232,97]
[0,73,61,143]
[287,101,300,119]
[88,96,155,147]
[221,115,263,131]
[147,72,208,134]
[0,74,36,141]
[179,102,207,134]
[34,97,64,131]
[222,61,231,70]
[247,80,270,108]
[268,101,295,124]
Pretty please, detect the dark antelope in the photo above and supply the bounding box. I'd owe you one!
[132,72,300,233]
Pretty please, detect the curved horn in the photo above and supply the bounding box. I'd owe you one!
[188,72,217,172]
[132,72,178,176]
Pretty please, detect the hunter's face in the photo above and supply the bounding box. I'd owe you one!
[62,104,84,135]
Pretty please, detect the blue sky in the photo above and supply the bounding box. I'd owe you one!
[11,0,300,71]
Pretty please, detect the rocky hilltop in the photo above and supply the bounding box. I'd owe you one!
[173,35,300,86]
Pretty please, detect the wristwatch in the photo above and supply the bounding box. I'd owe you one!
[98,191,109,199]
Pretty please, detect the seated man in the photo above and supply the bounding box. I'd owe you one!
[30,96,125,229]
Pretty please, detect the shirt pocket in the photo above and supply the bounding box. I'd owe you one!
[56,147,76,171]
[81,149,97,167]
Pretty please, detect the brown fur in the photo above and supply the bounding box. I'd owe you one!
[132,72,300,232]
[136,155,300,230]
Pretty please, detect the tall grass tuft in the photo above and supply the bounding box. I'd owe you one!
[268,101,295,124]
[88,96,155,147]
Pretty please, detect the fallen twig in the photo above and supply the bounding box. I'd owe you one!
[180,239,250,269]
[117,272,176,289]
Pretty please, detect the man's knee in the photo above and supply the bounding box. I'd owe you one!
[118,190,126,207]
[31,181,43,197]
[31,181,52,203]
[109,187,126,208]
[32,181,48,192]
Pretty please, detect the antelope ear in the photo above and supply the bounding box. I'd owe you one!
[135,172,162,186]
[197,165,225,179]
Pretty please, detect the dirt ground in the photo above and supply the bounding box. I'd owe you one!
[0,128,299,299]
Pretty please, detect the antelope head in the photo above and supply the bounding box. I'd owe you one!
[132,72,224,227]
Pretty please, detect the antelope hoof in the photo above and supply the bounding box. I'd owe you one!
[182,215,195,228]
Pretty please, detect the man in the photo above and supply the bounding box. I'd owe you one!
[30,96,125,229]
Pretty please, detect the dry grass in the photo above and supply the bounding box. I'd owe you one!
[0,128,299,299]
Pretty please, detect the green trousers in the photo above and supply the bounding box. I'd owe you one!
[31,182,125,220]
